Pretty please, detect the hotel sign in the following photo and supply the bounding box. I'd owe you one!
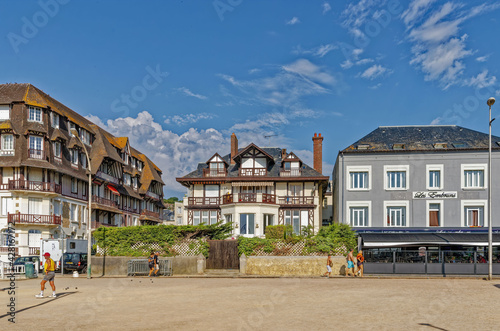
[413,191,457,199]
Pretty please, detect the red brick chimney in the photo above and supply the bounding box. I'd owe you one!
[231,133,238,164]
[312,133,323,174]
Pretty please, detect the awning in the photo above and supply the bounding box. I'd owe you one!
[232,182,274,187]
[360,233,500,248]
[107,184,120,196]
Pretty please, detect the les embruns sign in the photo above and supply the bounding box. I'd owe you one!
[413,191,457,199]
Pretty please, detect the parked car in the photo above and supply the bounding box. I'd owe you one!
[13,256,43,273]
[61,252,87,273]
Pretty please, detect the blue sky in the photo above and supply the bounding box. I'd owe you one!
[1,0,500,198]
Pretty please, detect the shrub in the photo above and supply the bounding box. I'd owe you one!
[265,225,285,239]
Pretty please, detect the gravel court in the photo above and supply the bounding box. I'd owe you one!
[2,277,500,330]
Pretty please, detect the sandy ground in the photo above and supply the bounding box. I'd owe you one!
[1,275,499,330]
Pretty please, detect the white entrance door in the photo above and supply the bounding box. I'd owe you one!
[28,230,42,249]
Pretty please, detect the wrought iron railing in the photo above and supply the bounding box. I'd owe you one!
[280,169,302,177]
[95,170,121,185]
[188,197,220,206]
[239,168,267,176]
[203,168,227,177]
[92,195,119,208]
[28,149,45,160]
[278,196,314,205]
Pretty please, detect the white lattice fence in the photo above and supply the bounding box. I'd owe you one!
[96,239,206,256]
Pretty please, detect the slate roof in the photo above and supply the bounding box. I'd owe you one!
[341,125,500,153]
[178,145,327,185]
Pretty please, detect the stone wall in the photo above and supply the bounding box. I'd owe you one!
[91,256,199,276]
[242,256,346,276]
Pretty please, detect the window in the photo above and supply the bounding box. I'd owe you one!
[0,105,10,120]
[462,164,487,189]
[347,201,371,227]
[224,214,232,224]
[70,204,76,222]
[138,162,143,171]
[28,106,42,122]
[384,165,409,190]
[53,200,61,216]
[384,201,409,227]
[71,178,77,193]
[426,165,443,190]
[176,217,182,225]
[51,112,59,128]
[1,134,14,156]
[347,166,371,190]
[132,158,136,168]
[132,177,138,189]
[81,153,87,168]
[124,174,131,186]
[29,136,43,159]
[28,198,42,214]
[350,207,368,227]
[210,210,217,225]
[240,214,255,235]
[80,129,91,145]
[53,142,61,159]
[289,184,302,196]
[193,211,200,225]
[69,122,76,136]
[1,197,13,216]
[428,202,442,227]
[71,149,79,165]
[461,200,487,227]
[122,152,129,164]
[465,206,484,227]
[263,214,274,233]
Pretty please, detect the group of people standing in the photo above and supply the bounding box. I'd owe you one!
[322,248,364,278]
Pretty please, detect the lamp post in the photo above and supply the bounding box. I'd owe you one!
[71,128,92,279]
[487,97,495,281]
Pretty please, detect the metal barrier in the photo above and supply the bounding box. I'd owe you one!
[127,259,172,276]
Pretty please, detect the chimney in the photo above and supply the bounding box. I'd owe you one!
[231,133,238,164]
[312,133,323,174]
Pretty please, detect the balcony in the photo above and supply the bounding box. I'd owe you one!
[8,179,62,194]
[145,191,160,201]
[239,168,267,177]
[280,169,302,177]
[8,213,61,225]
[0,150,14,156]
[188,197,220,206]
[95,170,121,185]
[203,168,227,177]
[140,209,160,219]
[28,149,45,160]
[121,205,139,214]
[92,195,119,209]
[221,193,276,205]
[278,196,315,205]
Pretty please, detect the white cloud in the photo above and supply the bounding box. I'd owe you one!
[404,1,500,89]
[430,117,441,125]
[292,44,337,58]
[164,113,217,126]
[87,111,227,194]
[496,89,500,96]
[322,2,331,14]
[248,68,261,74]
[340,60,354,69]
[368,83,382,89]
[341,0,386,39]
[282,59,335,85]
[360,64,390,80]
[476,55,490,62]
[401,0,436,27]
[463,70,497,89]
[175,87,207,100]
[340,57,374,70]
[286,17,300,25]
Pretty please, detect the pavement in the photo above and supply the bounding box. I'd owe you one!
[2,275,500,330]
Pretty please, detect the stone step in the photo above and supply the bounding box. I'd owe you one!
[204,269,240,276]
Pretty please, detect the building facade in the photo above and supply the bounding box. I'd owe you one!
[176,133,329,237]
[333,125,500,252]
[0,83,164,260]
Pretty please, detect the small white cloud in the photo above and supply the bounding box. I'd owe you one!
[248,68,261,74]
[286,17,300,25]
[283,59,335,85]
[430,117,441,125]
[360,65,389,80]
[496,89,500,96]
[175,87,207,100]
[164,113,216,126]
[368,83,382,89]
[476,55,490,62]
[356,58,374,65]
[463,70,497,89]
[322,2,331,14]
[340,60,353,69]
[314,44,336,57]
[402,0,436,28]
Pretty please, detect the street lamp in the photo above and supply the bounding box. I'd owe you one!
[487,97,495,280]
[71,128,92,279]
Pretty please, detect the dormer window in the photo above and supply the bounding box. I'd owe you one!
[51,112,59,128]
[138,162,143,171]
[433,143,447,149]
[393,143,405,150]
[204,153,227,177]
[0,105,9,120]
[28,106,43,123]
[69,122,76,136]
[357,144,370,150]
[80,129,91,145]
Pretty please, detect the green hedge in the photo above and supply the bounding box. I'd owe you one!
[93,222,232,257]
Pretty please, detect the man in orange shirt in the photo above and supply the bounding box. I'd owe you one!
[35,252,56,298]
